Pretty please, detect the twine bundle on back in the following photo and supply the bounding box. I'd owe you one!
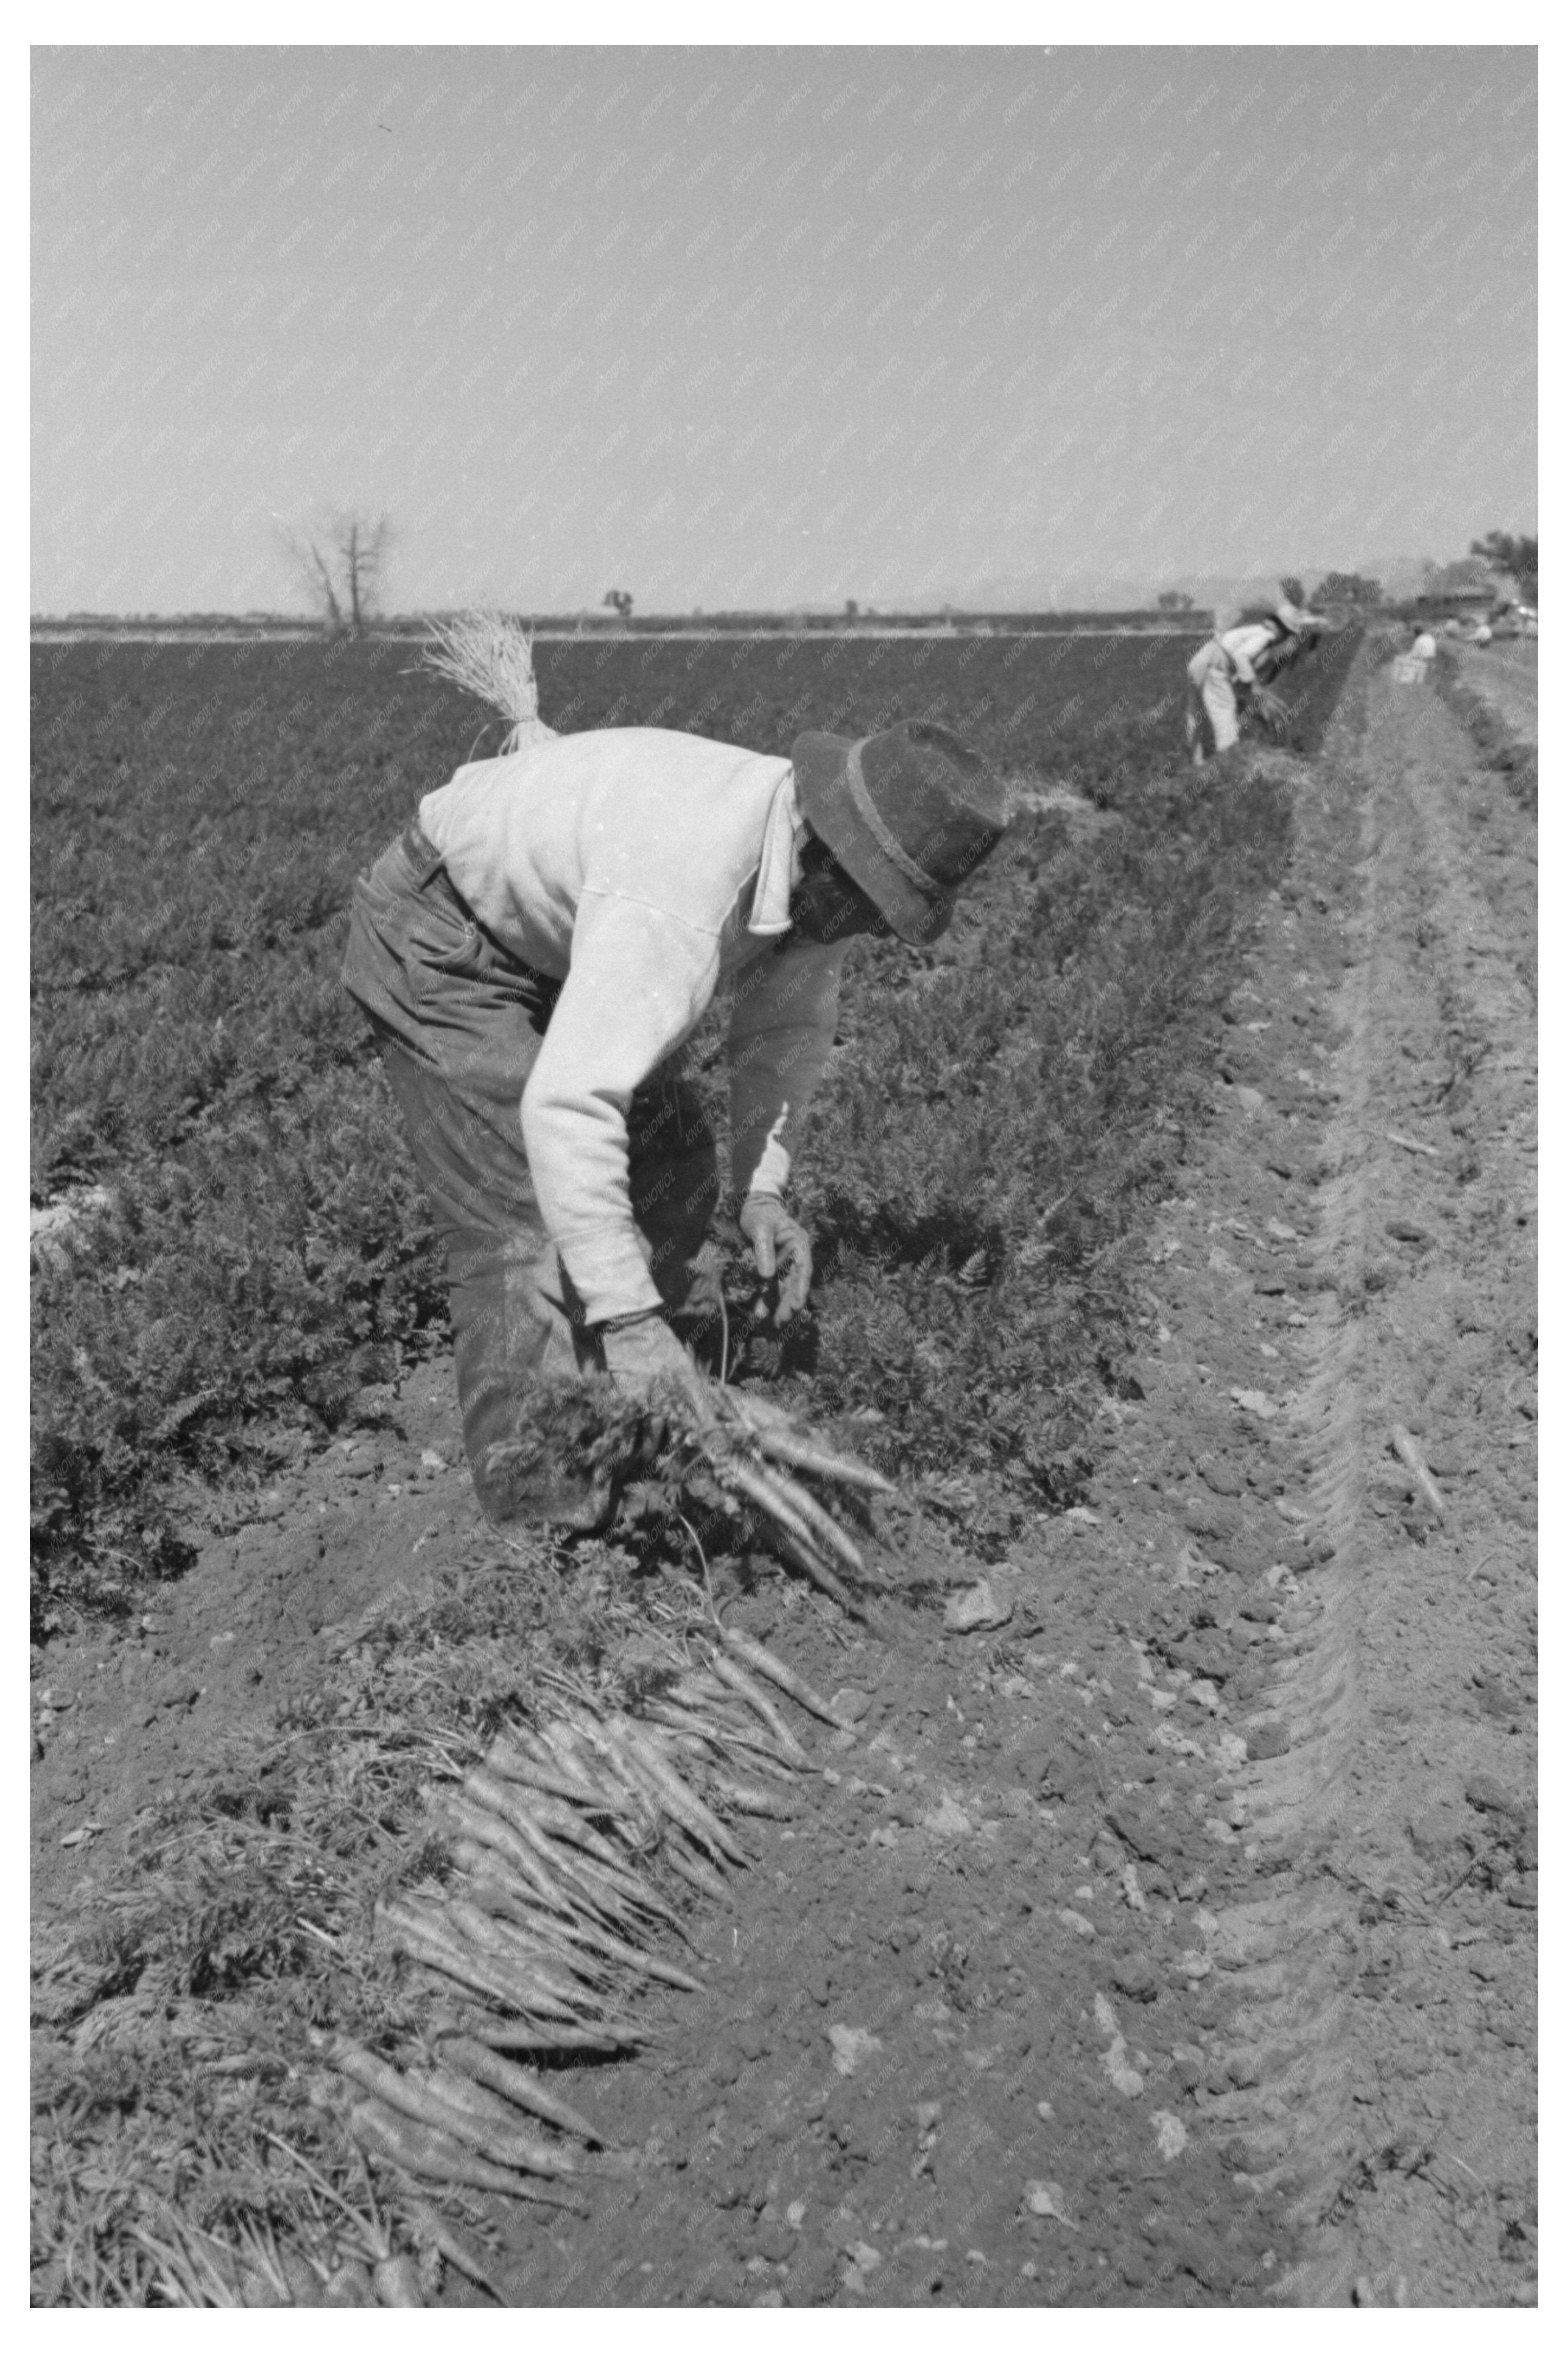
[422,612,559,755]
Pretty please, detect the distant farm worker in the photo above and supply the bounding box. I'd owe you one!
[1184,597,1331,764]
[1410,626,1437,662]
[342,618,1008,1527]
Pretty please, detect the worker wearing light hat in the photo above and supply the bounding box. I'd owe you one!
[1184,597,1331,764]
[342,641,1010,1526]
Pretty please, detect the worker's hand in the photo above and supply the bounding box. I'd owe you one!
[739,1193,814,1324]
[600,1313,711,1416]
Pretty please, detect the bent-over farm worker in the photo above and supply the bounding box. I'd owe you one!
[1183,598,1330,764]
[343,675,1008,1526]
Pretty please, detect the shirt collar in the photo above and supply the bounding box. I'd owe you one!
[747,769,807,936]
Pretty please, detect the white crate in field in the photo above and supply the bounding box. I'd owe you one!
[1392,655,1426,684]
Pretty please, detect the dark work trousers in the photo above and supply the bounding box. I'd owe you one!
[341,820,720,1523]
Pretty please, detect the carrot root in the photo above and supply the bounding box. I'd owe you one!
[347,2098,588,2212]
[716,1626,859,1730]
[437,2034,609,2147]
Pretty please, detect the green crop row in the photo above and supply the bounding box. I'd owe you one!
[756,758,1300,1542]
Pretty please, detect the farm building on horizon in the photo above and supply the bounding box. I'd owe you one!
[1420,558,1523,616]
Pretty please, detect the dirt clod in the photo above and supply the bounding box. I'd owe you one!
[1464,1773,1525,1819]
[942,1580,1014,1634]
[1245,1723,1290,1760]
[1111,1954,1161,2003]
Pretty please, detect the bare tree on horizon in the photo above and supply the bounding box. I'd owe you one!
[282,510,393,634]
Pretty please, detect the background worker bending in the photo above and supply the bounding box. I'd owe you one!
[1184,596,1331,764]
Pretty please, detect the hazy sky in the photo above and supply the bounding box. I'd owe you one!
[32,44,1536,614]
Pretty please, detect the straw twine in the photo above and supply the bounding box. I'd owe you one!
[421,612,560,754]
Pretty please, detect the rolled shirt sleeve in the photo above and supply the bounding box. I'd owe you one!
[728,937,849,1201]
[521,889,722,1324]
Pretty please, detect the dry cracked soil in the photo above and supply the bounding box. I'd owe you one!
[31,657,1537,2307]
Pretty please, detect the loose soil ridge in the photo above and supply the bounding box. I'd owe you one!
[32,658,1533,2305]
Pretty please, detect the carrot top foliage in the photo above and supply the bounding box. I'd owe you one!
[30,631,1357,1627]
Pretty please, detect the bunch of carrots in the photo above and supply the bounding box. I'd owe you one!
[633,1381,899,1627]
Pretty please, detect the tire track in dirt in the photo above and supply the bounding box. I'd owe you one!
[1197,669,1537,2305]
[1183,764,1382,2232]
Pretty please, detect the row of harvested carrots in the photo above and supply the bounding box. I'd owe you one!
[324,1623,858,2217]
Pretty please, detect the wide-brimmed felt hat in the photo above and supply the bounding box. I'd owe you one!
[790,718,1009,944]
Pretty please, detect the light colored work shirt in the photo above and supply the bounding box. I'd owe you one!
[1187,622,1278,688]
[419,728,848,1324]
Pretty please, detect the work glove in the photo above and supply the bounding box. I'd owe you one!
[739,1193,814,1324]
[599,1311,712,1417]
